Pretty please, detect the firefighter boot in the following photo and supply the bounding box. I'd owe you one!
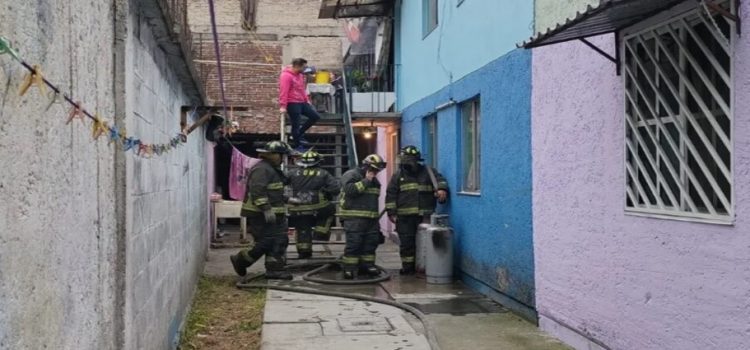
[265,269,293,280]
[264,257,293,280]
[230,251,257,277]
[343,270,356,280]
[400,263,416,276]
[363,266,380,277]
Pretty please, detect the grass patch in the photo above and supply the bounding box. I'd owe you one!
[179,276,265,350]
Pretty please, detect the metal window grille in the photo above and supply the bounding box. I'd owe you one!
[461,98,481,192]
[623,1,734,222]
[424,115,438,168]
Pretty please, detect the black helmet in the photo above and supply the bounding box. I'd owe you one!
[362,154,386,171]
[256,141,291,154]
[296,150,322,167]
[399,145,423,161]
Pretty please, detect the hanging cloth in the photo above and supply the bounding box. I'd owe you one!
[229,147,261,201]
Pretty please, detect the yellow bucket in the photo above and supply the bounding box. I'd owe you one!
[315,70,331,84]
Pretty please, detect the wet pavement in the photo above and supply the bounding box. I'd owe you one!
[204,228,571,350]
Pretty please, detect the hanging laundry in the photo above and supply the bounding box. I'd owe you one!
[229,147,261,201]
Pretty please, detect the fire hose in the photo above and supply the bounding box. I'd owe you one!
[235,260,441,350]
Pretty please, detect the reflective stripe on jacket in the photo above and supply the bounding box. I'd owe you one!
[242,160,287,214]
[385,166,449,216]
[338,168,381,219]
[287,167,341,214]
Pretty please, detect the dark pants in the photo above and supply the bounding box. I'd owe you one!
[289,205,336,255]
[287,102,321,145]
[342,218,381,272]
[396,216,425,269]
[238,214,289,271]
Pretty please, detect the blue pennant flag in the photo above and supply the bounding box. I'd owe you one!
[123,138,140,152]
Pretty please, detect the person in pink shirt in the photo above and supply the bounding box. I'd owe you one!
[279,58,320,150]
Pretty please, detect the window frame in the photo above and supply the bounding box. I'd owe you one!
[459,97,481,194]
[423,114,438,168]
[620,0,735,225]
[422,0,439,38]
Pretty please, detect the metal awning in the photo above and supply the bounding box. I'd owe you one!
[319,0,394,19]
[519,0,693,48]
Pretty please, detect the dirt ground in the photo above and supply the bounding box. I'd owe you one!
[179,276,265,350]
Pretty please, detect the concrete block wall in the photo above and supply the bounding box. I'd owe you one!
[0,1,208,349]
[0,1,119,349]
[123,6,208,350]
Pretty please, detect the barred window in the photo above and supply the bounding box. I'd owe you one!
[461,98,481,193]
[423,114,438,168]
[623,1,734,222]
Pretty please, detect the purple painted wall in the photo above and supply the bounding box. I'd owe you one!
[531,5,750,349]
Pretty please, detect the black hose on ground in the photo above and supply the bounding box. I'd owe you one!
[235,279,441,350]
[301,263,391,285]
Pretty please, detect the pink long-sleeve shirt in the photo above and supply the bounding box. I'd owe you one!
[278,66,309,108]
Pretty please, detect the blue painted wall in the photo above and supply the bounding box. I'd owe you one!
[394,0,533,108]
[399,49,535,309]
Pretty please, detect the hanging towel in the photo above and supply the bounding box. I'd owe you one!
[229,147,261,201]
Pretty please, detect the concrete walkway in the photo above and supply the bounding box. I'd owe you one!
[204,231,571,350]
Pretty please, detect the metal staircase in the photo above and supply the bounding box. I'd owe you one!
[281,66,360,176]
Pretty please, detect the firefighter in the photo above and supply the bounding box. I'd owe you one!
[287,150,340,259]
[339,154,387,279]
[386,146,449,275]
[230,141,294,280]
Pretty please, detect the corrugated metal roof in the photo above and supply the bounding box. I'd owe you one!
[319,0,394,19]
[519,0,689,48]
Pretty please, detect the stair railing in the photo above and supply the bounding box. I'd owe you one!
[340,66,359,168]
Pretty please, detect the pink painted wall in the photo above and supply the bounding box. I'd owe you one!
[531,11,750,350]
[206,142,216,244]
[377,126,395,235]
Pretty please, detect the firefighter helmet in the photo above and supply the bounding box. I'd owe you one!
[399,145,423,161]
[296,150,322,167]
[256,141,292,154]
[362,154,387,171]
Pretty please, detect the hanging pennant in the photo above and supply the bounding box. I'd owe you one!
[109,125,120,145]
[18,65,46,97]
[66,102,85,125]
[123,138,139,152]
[0,36,19,61]
[92,114,108,140]
[44,91,61,112]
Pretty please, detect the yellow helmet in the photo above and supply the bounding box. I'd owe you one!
[296,150,322,167]
[362,154,386,171]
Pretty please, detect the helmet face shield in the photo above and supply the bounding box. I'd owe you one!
[362,154,386,172]
[296,150,322,168]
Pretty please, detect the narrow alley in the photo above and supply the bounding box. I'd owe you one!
[0,1,748,350]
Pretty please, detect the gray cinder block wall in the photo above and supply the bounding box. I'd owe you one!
[0,0,207,349]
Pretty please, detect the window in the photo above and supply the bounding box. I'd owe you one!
[460,98,480,193]
[424,115,438,167]
[423,0,438,37]
[240,0,258,30]
[623,1,733,222]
